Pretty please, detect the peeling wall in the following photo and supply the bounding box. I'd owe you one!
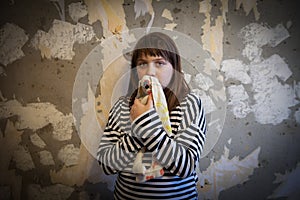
[0,0,299,200]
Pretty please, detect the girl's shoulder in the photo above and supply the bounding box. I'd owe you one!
[110,96,130,112]
[182,92,202,106]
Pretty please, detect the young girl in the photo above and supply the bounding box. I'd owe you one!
[97,32,206,199]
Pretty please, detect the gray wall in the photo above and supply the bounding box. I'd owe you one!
[0,0,299,199]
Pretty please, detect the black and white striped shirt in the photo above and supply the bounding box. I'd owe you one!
[97,93,206,200]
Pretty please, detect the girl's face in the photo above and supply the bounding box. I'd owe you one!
[136,53,174,88]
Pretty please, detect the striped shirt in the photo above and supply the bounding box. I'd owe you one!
[97,93,206,200]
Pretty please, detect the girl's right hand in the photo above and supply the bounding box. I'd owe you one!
[130,93,153,122]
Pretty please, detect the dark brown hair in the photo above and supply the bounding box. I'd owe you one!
[127,32,190,111]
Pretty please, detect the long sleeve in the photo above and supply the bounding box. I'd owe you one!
[131,93,206,178]
[97,98,143,175]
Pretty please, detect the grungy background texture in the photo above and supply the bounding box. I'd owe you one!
[0,0,299,200]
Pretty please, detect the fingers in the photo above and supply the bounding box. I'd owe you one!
[146,93,153,108]
[130,106,136,122]
[130,94,153,122]
[134,98,139,104]
[134,98,143,106]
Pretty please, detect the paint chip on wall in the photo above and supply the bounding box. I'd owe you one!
[134,0,154,32]
[199,0,212,14]
[68,2,88,23]
[79,83,103,156]
[239,23,270,62]
[52,113,74,141]
[221,59,251,84]
[221,0,229,23]
[164,23,177,31]
[30,133,46,148]
[201,15,224,68]
[250,54,297,125]
[227,85,252,118]
[234,22,297,125]
[162,9,173,21]
[203,58,218,76]
[0,99,74,141]
[0,23,29,66]
[39,150,55,166]
[211,87,226,102]
[227,85,249,102]
[192,73,214,91]
[192,89,217,114]
[50,144,103,186]
[184,72,192,84]
[242,43,263,63]
[268,24,290,47]
[239,23,290,62]
[235,0,260,21]
[224,53,297,123]
[198,146,261,199]
[199,0,224,67]
[134,0,154,19]
[85,0,127,37]
[31,19,95,60]
[57,144,80,167]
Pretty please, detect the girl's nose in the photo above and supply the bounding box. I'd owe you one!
[146,63,156,76]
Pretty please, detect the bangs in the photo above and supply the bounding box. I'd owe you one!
[135,48,171,61]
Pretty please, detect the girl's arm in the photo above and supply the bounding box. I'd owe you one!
[97,98,143,175]
[131,94,206,178]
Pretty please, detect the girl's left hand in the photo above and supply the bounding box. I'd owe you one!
[130,93,153,122]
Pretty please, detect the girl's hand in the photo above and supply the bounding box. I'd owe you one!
[130,93,153,122]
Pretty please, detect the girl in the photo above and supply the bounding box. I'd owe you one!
[97,32,206,199]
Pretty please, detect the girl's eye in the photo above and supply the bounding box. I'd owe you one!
[137,63,148,68]
[137,60,167,68]
[155,61,166,67]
